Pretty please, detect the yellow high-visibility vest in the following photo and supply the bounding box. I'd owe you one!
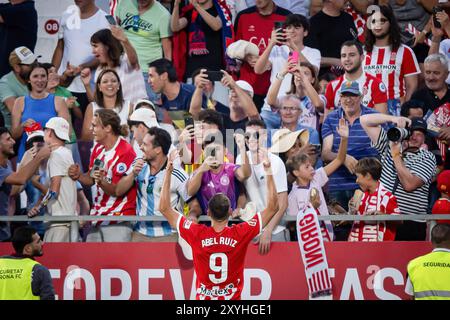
[0,257,40,300]
[407,249,450,300]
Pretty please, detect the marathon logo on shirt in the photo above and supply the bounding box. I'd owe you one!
[364,65,399,73]
[201,237,237,248]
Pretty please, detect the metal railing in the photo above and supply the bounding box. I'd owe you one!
[1,214,450,222]
[1,214,448,242]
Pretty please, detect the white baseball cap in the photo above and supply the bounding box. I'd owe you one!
[129,108,160,128]
[13,46,41,65]
[134,98,156,111]
[235,80,254,97]
[26,130,44,142]
[45,117,70,142]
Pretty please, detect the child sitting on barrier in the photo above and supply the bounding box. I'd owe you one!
[348,157,401,242]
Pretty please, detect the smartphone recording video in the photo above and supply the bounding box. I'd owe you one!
[206,71,223,82]
[90,158,105,178]
[105,15,117,25]
[184,115,194,128]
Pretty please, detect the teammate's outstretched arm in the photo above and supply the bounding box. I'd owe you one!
[159,151,181,229]
[260,159,279,228]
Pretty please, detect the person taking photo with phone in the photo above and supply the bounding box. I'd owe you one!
[187,131,250,215]
[68,109,136,242]
[255,14,321,130]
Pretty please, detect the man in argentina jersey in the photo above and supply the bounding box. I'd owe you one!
[159,151,279,300]
[116,127,190,241]
[361,114,437,241]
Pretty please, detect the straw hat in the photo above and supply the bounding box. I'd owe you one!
[269,128,309,154]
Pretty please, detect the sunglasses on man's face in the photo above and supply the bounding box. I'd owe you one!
[245,132,260,141]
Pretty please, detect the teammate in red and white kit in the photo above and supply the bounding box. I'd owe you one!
[363,6,420,116]
[68,109,137,242]
[325,40,388,116]
[349,157,401,242]
[159,150,279,300]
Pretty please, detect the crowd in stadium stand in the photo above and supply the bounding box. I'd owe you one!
[0,0,450,251]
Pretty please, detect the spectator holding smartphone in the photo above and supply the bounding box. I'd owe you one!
[28,117,77,243]
[234,0,291,111]
[255,14,321,129]
[267,61,325,131]
[68,109,136,242]
[187,131,250,214]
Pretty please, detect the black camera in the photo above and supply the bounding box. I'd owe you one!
[387,127,410,142]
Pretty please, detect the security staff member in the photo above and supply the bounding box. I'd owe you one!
[405,223,450,300]
[0,226,54,300]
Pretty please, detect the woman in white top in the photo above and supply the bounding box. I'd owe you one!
[81,26,147,104]
[81,69,132,141]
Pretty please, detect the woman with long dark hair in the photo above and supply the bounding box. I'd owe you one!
[363,4,420,115]
[80,27,147,104]
[81,69,132,141]
[11,63,69,161]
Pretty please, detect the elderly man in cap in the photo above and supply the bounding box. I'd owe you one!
[361,112,437,241]
[0,47,39,129]
[322,81,379,240]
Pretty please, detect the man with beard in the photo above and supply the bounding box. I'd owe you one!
[0,47,39,129]
[0,226,55,299]
[116,127,190,242]
[363,5,420,116]
[0,127,50,242]
[325,40,388,115]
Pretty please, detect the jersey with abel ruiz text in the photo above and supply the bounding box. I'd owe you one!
[89,137,137,226]
[348,182,400,242]
[325,73,387,110]
[363,44,420,100]
[177,213,262,300]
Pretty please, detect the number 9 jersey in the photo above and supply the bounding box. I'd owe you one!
[177,213,262,300]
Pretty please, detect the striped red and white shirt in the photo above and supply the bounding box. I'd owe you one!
[89,137,137,226]
[325,73,387,110]
[363,44,420,100]
[348,182,400,242]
